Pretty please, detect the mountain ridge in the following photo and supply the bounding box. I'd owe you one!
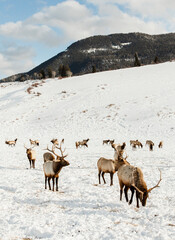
[1,32,175,82]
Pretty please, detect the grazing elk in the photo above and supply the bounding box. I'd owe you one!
[75,139,89,149]
[24,145,36,169]
[130,140,143,149]
[5,138,18,146]
[117,161,162,208]
[29,139,39,146]
[43,142,69,191]
[158,141,163,148]
[103,139,114,145]
[146,140,154,151]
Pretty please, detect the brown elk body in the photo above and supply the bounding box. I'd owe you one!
[43,152,55,162]
[130,140,143,149]
[97,143,128,186]
[25,146,36,169]
[97,158,120,185]
[5,138,17,146]
[146,140,154,151]
[158,141,163,148]
[43,143,69,191]
[51,138,59,146]
[30,139,39,146]
[75,139,89,149]
[117,164,162,208]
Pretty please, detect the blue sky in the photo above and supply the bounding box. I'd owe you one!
[0,0,174,79]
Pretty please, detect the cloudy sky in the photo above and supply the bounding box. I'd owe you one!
[0,0,175,79]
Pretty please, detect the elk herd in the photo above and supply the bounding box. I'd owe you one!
[4,137,162,208]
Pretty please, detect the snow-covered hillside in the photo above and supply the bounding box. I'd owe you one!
[0,62,175,239]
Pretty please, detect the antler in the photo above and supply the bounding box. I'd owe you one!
[147,169,162,193]
[55,141,68,159]
[44,144,60,158]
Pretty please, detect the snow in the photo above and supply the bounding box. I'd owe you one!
[82,48,108,53]
[0,62,175,239]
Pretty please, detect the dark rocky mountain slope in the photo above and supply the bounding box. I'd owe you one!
[1,32,175,82]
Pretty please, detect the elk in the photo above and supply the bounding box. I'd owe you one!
[50,138,59,146]
[111,142,126,160]
[97,155,129,186]
[103,139,110,145]
[50,138,64,146]
[146,140,154,151]
[158,141,163,148]
[29,139,39,146]
[117,162,162,208]
[5,138,18,146]
[24,145,36,169]
[43,142,69,191]
[97,145,128,186]
[75,139,89,149]
[103,139,114,145]
[130,140,143,149]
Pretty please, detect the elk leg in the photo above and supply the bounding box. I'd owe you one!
[124,186,129,202]
[52,177,55,191]
[136,191,140,208]
[119,181,124,201]
[102,172,106,184]
[110,173,113,186]
[45,176,47,189]
[48,177,51,190]
[29,160,31,168]
[129,186,135,205]
[98,170,101,184]
[56,177,59,191]
[32,160,35,169]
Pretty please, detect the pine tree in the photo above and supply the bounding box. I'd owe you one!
[40,69,46,79]
[134,52,141,67]
[92,65,96,73]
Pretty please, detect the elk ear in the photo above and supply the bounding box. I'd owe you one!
[121,142,126,150]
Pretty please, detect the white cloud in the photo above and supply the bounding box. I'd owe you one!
[0,0,171,49]
[0,45,35,78]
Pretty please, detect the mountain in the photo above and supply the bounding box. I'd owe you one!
[1,32,175,82]
[0,62,175,239]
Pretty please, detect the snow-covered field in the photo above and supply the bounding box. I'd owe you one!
[0,62,175,239]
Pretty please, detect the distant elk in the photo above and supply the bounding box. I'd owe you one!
[43,142,69,191]
[117,159,162,208]
[130,140,143,149]
[50,138,64,146]
[24,145,36,169]
[5,138,17,147]
[75,138,89,149]
[158,141,163,148]
[146,140,154,151]
[29,139,39,146]
[50,138,59,146]
[103,139,114,145]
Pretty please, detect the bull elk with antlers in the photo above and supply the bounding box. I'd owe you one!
[43,142,69,191]
[117,159,162,208]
